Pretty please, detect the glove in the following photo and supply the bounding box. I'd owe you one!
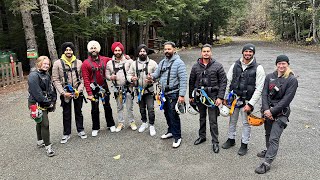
[47,103,56,112]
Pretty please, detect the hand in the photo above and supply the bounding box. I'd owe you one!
[131,76,138,81]
[189,98,194,103]
[215,98,222,106]
[178,96,185,103]
[110,74,117,81]
[64,92,73,98]
[125,54,130,60]
[264,110,274,120]
[222,99,227,106]
[243,104,252,113]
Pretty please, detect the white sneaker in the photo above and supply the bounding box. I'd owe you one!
[149,125,156,136]
[92,130,99,137]
[78,131,87,139]
[172,138,182,148]
[138,123,148,133]
[161,132,173,139]
[60,135,70,144]
[130,122,137,131]
[109,126,116,133]
[37,140,45,148]
[45,144,55,157]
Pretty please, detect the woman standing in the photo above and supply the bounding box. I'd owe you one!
[28,56,57,157]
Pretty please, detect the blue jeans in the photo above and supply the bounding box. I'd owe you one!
[163,93,181,140]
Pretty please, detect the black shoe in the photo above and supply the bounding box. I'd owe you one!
[238,142,248,156]
[255,162,271,174]
[194,137,206,145]
[213,143,219,153]
[222,138,235,149]
[257,150,267,158]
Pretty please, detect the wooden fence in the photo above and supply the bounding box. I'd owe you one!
[0,62,24,87]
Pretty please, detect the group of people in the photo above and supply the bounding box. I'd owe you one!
[27,41,298,174]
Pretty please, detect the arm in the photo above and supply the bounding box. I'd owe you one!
[224,63,234,99]
[106,61,112,81]
[248,65,266,106]
[81,61,93,96]
[151,60,162,80]
[178,60,187,97]
[77,60,84,92]
[127,61,136,82]
[51,61,65,95]
[217,64,227,100]
[261,75,270,112]
[188,65,197,98]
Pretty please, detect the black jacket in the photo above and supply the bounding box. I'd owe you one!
[189,58,227,99]
[28,70,57,107]
[262,71,298,117]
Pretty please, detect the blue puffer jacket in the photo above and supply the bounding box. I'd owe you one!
[152,53,187,97]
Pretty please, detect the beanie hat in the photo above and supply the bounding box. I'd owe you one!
[87,40,101,52]
[137,44,148,55]
[242,43,255,54]
[111,42,124,52]
[275,55,290,65]
[61,42,75,53]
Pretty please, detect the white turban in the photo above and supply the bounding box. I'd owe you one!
[87,40,101,52]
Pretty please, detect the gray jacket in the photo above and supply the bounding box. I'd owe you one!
[152,53,187,97]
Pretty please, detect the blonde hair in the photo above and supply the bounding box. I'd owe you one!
[36,56,51,70]
[283,67,294,78]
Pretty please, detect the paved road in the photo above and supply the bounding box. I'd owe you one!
[1,39,319,179]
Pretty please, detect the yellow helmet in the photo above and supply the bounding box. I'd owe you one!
[247,114,265,126]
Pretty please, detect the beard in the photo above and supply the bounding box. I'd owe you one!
[243,54,253,61]
[165,52,173,59]
[90,52,98,58]
[115,53,122,59]
[139,54,147,61]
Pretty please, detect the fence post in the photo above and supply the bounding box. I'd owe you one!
[18,62,24,82]
[5,64,9,86]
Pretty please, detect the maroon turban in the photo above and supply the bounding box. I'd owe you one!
[111,42,124,52]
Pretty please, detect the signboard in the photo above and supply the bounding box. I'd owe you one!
[27,49,38,59]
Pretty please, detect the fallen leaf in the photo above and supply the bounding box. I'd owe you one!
[305,125,310,128]
[113,155,121,160]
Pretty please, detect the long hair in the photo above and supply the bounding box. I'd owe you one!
[36,56,51,70]
[283,67,294,78]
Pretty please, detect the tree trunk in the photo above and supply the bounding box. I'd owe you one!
[0,0,8,34]
[293,14,298,42]
[312,0,318,43]
[20,3,38,70]
[39,0,58,62]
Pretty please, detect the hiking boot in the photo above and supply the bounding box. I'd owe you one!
[60,135,70,144]
[37,140,45,148]
[172,138,182,148]
[92,130,99,137]
[45,144,55,157]
[149,125,156,136]
[222,138,235,149]
[109,126,116,133]
[138,123,148,133]
[130,122,137,131]
[255,162,271,174]
[238,142,248,156]
[161,132,173,139]
[116,123,124,132]
[257,150,267,158]
[78,131,87,139]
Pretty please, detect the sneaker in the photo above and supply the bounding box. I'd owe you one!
[78,131,87,139]
[60,135,70,144]
[37,140,45,148]
[109,126,116,133]
[255,162,271,174]
[138,123,148,133]
[45,144,55,157]
[92,130,99,137]
[130,122,137,131]
[149,125,156,136]
[116,123,124,132]
[238,142,248,156]
[161,132,173,139]
[172,138,182,148]
[222,138,235,149]
[257,150,267,158]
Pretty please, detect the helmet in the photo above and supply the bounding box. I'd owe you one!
[175,102,187,115]
[187,103,199,115]
[247,114,265,126]
[219,105,230,117]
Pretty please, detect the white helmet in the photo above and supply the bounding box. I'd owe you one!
[219,105,230,117]
[187,103,199,115]
[175,102,187,115]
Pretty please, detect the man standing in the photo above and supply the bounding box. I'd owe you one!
[189,44,227,153]
[106,42,136,132]
[52,42,87,143]
[255,55,298,174]
[82,40,116,137]
[222,43,265,156]
[146,41,187,148]
[127,44,158,136]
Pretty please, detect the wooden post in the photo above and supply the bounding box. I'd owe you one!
[18,62,24,82]
[5,63,9,86]
[0,64,4,87]
[9,63,14,85]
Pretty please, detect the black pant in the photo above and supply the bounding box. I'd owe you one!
[138,93,155,125]
[163,93,181,140]
[61,96,84,135]
[197,103,219,144]
[91,94,115,130]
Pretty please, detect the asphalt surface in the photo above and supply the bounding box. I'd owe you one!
[0,38,319,180]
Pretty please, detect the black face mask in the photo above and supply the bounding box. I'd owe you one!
[139,54,147,61]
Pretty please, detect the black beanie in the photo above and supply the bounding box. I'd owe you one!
[61,42,75,53]
[242,43,255,54]
[137,44,148,56]
[275,55,290,65]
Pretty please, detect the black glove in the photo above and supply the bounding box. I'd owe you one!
[47,103,56,112]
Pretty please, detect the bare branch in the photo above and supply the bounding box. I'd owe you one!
[48,3,79,15]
